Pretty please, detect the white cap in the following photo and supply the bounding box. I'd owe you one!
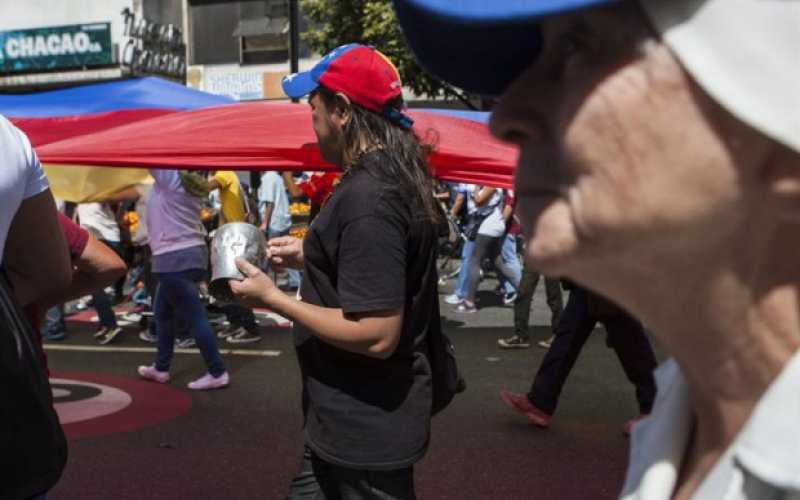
[640,0,800,152]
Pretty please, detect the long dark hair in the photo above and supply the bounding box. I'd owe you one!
[316,86,442,224]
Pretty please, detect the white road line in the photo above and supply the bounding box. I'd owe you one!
[43,344,282,357]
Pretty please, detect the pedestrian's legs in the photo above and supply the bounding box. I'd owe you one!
[171,269,225,376]
[513,263,541,340]
[604,315,658,414]
[153,279,175,371]
[42,305,67,339]
[287,268,302,289]
[488,237,520,290]
[528,288,597,414]
[91,287,118,328]
[543,278,564,333]
[454,239,475,299]
[223,303,258,332]
[465,235,493,303]
[101,239,127,302]
[499,233,522,295]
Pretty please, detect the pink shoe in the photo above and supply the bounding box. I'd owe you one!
[187,372,230,390]
[500,390,552,428]
[137,365,170,384]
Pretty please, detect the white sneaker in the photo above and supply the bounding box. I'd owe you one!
[444,293,463,305]
[98,327,123,345]
[187,372,230,390]
[138,365,170,384]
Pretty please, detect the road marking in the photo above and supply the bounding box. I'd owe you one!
[43,344,281,357]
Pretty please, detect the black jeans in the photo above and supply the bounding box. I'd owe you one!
[528,288,658,415]
[219,303,258,332]
[286,447,417,500]
[513,261,563,338]
[465,234,519,302]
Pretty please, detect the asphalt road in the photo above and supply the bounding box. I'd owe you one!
[44,277,662,500]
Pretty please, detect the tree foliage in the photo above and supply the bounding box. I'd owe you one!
[299,0,474,107]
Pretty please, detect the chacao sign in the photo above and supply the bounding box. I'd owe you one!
[0,23,113,74]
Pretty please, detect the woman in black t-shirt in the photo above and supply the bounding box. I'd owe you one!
[229,44,443,500]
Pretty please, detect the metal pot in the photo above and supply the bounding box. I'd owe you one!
[209,222,266,302]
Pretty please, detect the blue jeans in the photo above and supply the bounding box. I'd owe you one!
[153,269,225,377]
[42,305,67,338]
[498,234,522,295]
[454,239,475,299]
[268,228,301,288]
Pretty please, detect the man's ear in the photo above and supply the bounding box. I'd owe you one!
[332,92,353,127]
[764,143,800,221]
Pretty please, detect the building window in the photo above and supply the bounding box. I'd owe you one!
[190,0,308,66]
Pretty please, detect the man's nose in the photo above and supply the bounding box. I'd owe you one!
[489,81,549,148]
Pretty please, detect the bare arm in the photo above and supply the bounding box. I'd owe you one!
[230,259,403,358]
[502,203,513,223]
[282,172,304,199]
[38,236,127,308]
[4,190,71,306]
[450,193,465,217]
[207,179,221,191]
[473,187,497,206]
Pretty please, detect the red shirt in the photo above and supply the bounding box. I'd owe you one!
[504,190,522,236]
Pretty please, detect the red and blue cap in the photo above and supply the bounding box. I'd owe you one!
[282,43,413,129]
[392,0,615,96]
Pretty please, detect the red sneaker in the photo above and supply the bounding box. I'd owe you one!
[622,413,650,436]
[499,390,552,428]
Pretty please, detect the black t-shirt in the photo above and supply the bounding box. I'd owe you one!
[296,151,440,470]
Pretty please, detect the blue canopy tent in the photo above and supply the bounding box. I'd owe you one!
[0,76,233,118]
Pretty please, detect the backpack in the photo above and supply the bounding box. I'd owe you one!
[426,299,466,415]
[0,270,67,500]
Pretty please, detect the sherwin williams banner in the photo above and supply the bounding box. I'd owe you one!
[0,23,112,74]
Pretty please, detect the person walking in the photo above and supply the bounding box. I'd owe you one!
[230,44,442,499]
[457,186,520,313]
[498,257,563,350]
[76,202,125,344]
[499,285,657,435]
[137,169,229,390]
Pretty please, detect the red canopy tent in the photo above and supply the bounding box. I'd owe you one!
[38,102,517,188]
[11,109,175,147]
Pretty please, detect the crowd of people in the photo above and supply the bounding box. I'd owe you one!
[2,0,798,499]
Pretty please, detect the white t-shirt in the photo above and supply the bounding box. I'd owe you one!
[477,189,505,237]
[77,202,121,242]
[258,171,291,233]
[147,169,207,256]
[621,351,800,500]
[0,116,50,265]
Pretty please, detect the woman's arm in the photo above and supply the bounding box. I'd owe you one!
[230,259,402,358]
[450,192,465,217]
[472,186,497,206]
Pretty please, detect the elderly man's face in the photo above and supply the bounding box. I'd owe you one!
[490,3,755,281]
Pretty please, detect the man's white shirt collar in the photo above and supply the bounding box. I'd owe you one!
[620,349,800,499]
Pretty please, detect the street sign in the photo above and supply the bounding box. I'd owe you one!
[0,23,113,74]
